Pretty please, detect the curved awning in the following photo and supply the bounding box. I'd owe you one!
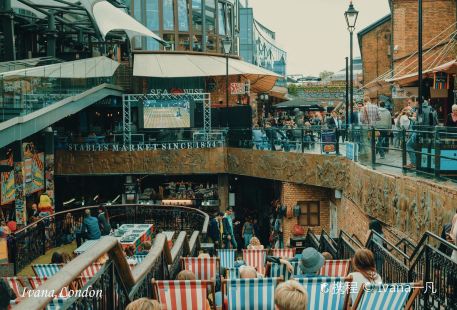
[386,60,457,86]
[133,53,280,92]
[89,1,165,43]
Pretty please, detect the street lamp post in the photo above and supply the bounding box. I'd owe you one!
[222,36,232,127]
[418,0,423,116]
[345,1,359,125]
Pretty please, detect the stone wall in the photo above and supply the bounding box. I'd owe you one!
[55,147,457,241]
[280,183,331,246]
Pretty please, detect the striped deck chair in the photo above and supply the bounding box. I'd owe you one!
[80,263,104,286]
[269,261,301,280]
[32,264,62,277]
[353,283,421,310]
[5,277,25,297]
[318,259,351,277]
[270,248,296,258]
[218,249,236,269]
[222,277,281,310]
[226,267,240,279]
[133,255,147,264]
[152,280,216,310]
[295,276,350,310]
[46,297,68,310]
[181,257,220,280]
[28,277,73,298]
[242,249,267,275]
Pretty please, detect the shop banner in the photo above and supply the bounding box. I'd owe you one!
[14,162,26,225]
[24,158,33,183]
[23,142,45,195]
[45,154,55,203]
[0,157,15,205]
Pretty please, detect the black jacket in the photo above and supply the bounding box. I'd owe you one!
[0,278,16,309]
[208,218,221,243]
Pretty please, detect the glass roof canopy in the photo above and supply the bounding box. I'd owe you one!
[11,0,164,42]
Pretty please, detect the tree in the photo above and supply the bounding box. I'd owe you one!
[319,70,335,81]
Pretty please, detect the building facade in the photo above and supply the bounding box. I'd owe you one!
[239,7,287,86]
[129,0,240,54]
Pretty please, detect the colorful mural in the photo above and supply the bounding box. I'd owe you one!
[0,152,15,205]
[22,143,44,195]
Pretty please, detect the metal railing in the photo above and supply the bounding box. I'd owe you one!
[7,204,208,275]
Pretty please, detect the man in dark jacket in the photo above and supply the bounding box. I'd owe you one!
[208,212,223,248]
[223,208,237,249]
[97,207,111,236]
[76,209,101,246]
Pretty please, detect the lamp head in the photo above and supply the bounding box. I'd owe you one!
[222,36,232,55]
[345,1,359,32]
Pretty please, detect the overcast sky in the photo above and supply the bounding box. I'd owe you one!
[247,0,390,76]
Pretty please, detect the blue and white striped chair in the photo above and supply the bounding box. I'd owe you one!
[218,249,236,269]
[226,267,240,279]
[129,255,146,264]
[223,277,281,310]
[269,261,301,280]
[295,276,350,310]
[353,283,421,310]
[32,264,62,277]
[46,298,68,310]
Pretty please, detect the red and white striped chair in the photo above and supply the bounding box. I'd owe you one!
[152,280,215,310]
[5,277,25,297]
[270,248,296,258]
[318,259,351,277]
[242,249,267,275]
[80,263,104,286]
[27,276,71,298]
[181,257,220,280]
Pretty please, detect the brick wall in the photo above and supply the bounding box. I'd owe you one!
[392,0,456,72]
[338,196,371,244]
[360,18,392,98]
[280,182,331,246]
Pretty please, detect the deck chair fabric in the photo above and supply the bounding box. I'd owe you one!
[27,277,72,298]
[218,249,236,269]
[270,248,296,258]
[295,276,348,310]
[152,280,214,310]
[80,263,104,286]
[242,249,267,275]
[269,261,301,280]
[226,268,240,279]
[32,264,62,277]
[224,277,280,310]
[182,257,219,280]
[353,283,421,310]
[319,260,351,277]
[4,277,24,297]
[45,297,68,310]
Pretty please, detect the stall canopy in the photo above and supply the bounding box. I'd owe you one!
[385,59,457,86]
[133,53,281,92]
[274,98,325,111]
[0,56,120,79]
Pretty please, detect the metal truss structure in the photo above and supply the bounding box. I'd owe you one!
[122,93,212,144]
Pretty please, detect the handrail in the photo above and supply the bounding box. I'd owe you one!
[12,204,209,236]
[188,231,200,255]
[367,230,410,261]
[350,233,364,248]
[409,231,457,263]
[15,233,171,310]
[339,230,363,249]
[170,231,190,262]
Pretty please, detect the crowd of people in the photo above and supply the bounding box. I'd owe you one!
[254,95,451,169]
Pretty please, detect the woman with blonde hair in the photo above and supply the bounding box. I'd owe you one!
[125,298,161,310]
[348,248,382,303]
[275,280,308,310]
[247,236,264,250]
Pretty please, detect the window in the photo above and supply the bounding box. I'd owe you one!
[298,201,320,226]
[133,0,143,49]
[205,0,216,34]
[163,0,174,31]
[178,0,189,31]
[192,0,203,33]
[217,3,225,35]
[145,0,160,50]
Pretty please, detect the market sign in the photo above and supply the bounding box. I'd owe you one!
[230,81,250,95]
[66,141,224,152]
